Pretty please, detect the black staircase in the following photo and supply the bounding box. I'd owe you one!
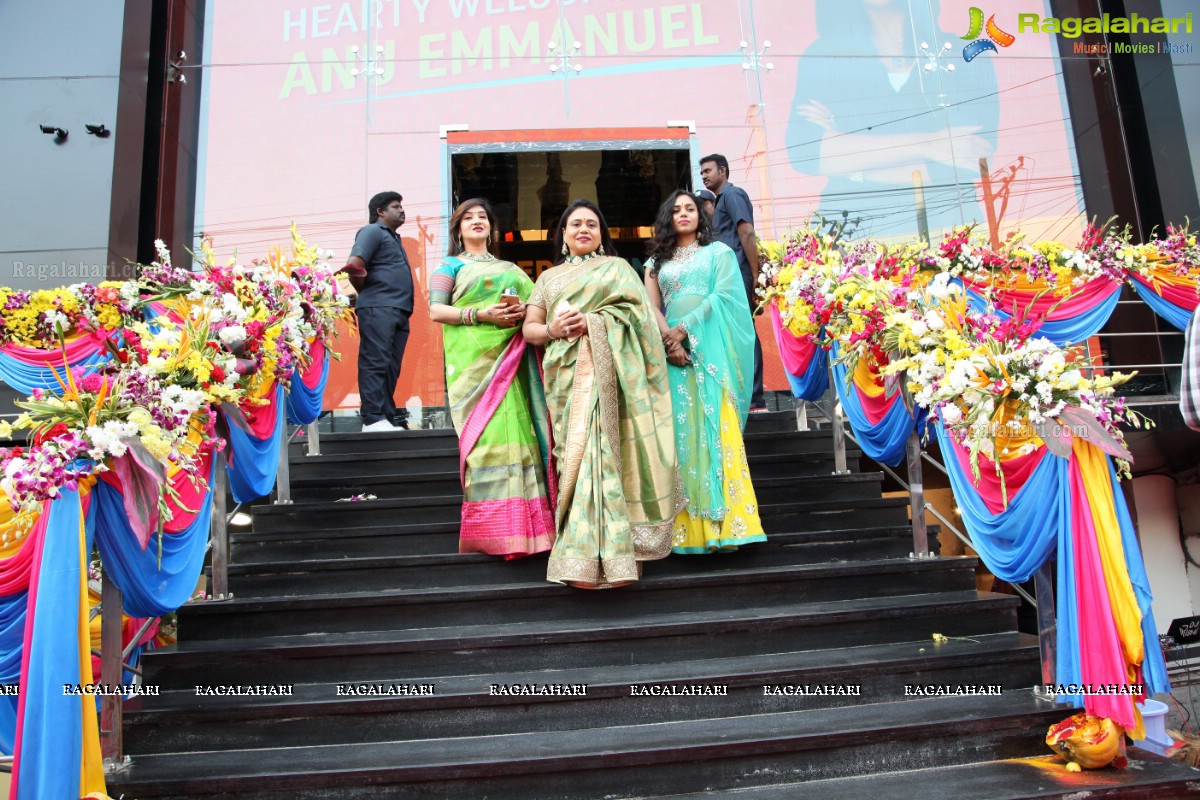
[110,411,1200,799]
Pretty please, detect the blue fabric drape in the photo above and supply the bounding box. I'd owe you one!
[785,344,830,401]
[832,357,916,466]
[1129,280,1193,330]
[15,490,86,800]
[225,385,285,503]
[0,351,109,396]
[934,422,1064,581]
[93,460,215,618]
[962,286,1121,346]
[285,355,329,425]
[935,422,1170,706]
[0,591,27,755]
[1109,459,1171,697]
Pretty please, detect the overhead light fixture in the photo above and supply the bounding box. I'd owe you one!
[229,511,252,527]
[39,125,68,142]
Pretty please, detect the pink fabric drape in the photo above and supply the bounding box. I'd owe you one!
[1068,456,1141,730]
[769,304,821,377]
[0,333,108,366]
[243,382,281,440]
[299,341,326,390]
[1129,272,1200,311]
[944,436,1047,515]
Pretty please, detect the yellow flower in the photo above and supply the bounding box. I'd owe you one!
[140,429,172,462]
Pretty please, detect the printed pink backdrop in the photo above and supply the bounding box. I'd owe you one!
[199,0,1084,407]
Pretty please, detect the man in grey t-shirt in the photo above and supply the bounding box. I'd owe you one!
[344,191,415,432]
[701,154,766,411]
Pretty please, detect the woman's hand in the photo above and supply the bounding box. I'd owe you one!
[665,341,690,367]
[662,326,687,350]
[554,308,587,339]
[480,302,523,328]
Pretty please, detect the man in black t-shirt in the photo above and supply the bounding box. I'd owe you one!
[701,154,766,411]
[343,191,415,432]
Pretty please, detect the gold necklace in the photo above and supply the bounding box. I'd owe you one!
[564,251,602,265]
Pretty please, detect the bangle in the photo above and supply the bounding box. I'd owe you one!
[458,308,467,325]
[546,322,558,341]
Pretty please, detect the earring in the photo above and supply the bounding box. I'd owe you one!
[487,233,492,244]
[455,237,462,250]
[598,244,605,256]
[561,242,568,256]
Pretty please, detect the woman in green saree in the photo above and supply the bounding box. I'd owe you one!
[523,200,681,589]
[429,199,555,559]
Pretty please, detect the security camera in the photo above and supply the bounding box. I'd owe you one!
[85,123,110,137]
[39,125,68,141]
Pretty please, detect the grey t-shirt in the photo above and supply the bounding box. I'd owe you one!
[712,183,755,279]
[349,220,414,312]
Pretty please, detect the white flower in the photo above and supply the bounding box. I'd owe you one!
[218,325,247,346]
[941,404,962,425]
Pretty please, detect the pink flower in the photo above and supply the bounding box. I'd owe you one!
[80,373,104,393]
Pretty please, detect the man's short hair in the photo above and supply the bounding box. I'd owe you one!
[367,191,403,222]
[694,188,717,203]
[700,154,729,177]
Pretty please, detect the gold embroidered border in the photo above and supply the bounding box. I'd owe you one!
[555,335,594,531]
[546,555,639,588]
[542,262,596,310]
[631,519,674,560]
[586,312,622,477]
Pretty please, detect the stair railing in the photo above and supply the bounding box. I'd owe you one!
[208,450,231,600]
[802,372,1059,692]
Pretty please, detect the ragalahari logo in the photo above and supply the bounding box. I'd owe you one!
[961,7,1015,62]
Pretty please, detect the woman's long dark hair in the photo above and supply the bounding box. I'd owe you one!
[645,189,713,272]
[446,197,501,257]
[552,199,618,264]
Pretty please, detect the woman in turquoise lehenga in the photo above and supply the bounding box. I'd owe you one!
[523,199,681,588]
[429,198,556,558]
[644,190,765,553]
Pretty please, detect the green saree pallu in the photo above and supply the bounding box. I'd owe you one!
[529,255,683,588]
[431,256,556,559]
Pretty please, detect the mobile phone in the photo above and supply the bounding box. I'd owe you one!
[502,293,520,306]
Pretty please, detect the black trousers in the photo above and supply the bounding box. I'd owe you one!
[356,306,411,424]
[740,267,765,408]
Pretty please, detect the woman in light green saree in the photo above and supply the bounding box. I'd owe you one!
[523,200,681,589]
[429,199,555,559]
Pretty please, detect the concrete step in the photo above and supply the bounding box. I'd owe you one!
[124,632,1040,754]
[143,590,1018,688]
[107,692,1078,799]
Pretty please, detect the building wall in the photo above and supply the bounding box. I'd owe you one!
[0,1,153,290]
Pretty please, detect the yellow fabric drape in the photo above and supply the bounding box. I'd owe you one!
[75,493,106,796]
[1073,438,1146,740]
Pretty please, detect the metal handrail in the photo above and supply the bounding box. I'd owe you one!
[808,379,1058,688]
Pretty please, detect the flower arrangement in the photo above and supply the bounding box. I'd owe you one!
[0,283,138,348]
[760,223,1166,500]
[759,228,922,377]
[271,224,353,365]
[923,223,1131,301]
[1129,221,1200,288]
[0,362,207,529]
[878,276,1148,497]
[0,226,344,537]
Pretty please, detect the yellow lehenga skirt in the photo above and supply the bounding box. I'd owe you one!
[671,391,766,553]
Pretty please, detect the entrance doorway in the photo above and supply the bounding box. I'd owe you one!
[447,129,696,278]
